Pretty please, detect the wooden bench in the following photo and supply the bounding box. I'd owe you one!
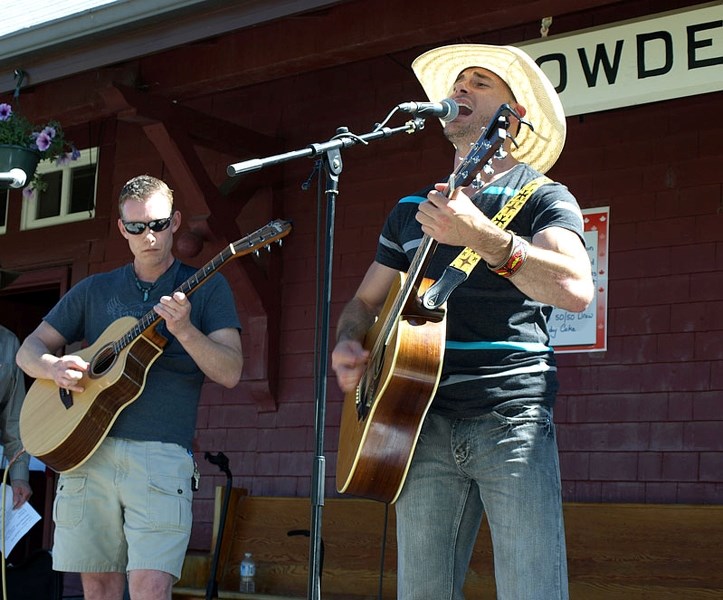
[174,489,723,599]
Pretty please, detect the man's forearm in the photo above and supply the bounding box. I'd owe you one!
[336,297,377,343]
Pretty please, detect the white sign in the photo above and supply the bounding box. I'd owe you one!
[518,2,723,116]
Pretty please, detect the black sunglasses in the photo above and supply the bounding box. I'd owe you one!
[122,216,173,235]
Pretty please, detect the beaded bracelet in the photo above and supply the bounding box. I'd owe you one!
[488,232,529,278]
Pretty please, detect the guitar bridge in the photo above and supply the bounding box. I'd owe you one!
[355,387,368,420]
[59,388,73,409]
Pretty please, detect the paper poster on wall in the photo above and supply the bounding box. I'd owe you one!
[550,207,609,353]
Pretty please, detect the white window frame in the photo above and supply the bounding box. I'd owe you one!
[21,147,98,230]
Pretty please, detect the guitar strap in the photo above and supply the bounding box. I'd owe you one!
[421,175,551,309]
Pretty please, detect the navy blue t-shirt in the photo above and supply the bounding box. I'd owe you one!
[375,164,585,417]
[44,258,241,449]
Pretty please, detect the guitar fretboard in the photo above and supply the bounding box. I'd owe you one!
[111,219,290,354]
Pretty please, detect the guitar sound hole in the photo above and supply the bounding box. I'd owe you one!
[91,345,118,377]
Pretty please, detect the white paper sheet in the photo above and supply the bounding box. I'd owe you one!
[1,484,41,557]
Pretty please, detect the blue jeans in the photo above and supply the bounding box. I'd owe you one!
[395,404,568,600]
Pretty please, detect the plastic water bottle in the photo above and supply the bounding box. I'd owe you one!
[240,551,256,593]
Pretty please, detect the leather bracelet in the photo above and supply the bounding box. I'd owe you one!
[488,233,529,278]
[487,230,515,270]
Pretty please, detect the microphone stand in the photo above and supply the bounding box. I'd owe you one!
[227,118,425,600]
[204,452,233,600]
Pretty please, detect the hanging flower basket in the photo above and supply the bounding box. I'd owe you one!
[0,102,78,192]
[0,144,40,190]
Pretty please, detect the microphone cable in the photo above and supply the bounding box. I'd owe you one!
[1,448,26,600]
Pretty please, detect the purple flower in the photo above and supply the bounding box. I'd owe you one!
[41,125,57,139]
[0,103,12,121]
[35,130,53,151]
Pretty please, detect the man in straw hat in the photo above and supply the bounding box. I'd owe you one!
[332,44,594,599]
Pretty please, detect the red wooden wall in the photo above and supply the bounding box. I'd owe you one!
[0,0,719,553]
[554,91,723,504]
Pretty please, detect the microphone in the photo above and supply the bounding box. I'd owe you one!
[397,98,459,122]
[0,168,27,188]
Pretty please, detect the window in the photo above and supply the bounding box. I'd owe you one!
[21,147,97,230]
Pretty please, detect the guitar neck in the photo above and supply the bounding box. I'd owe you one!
[117,244,239,350]
[368,105,518,355]
[372,234,438,354]
[113,218,291,352]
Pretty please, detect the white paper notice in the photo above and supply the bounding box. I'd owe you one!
[1,485,41,557]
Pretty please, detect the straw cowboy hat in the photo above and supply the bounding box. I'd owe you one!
[412,43,566,174]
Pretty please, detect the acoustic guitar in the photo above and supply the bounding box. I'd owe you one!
[336,105,523,503]
[19,219,291,473]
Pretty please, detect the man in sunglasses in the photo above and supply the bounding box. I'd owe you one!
[17,174,244,600]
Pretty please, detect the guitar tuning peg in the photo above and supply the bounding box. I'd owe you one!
[277,239,284,246]
[253,249,260,257]
[495,148,508,159]
[483,163,495,175]
[266,244,272,252]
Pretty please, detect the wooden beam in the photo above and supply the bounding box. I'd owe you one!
[101,84,278,157]
[139,121,281,411]
[99,80,284,411]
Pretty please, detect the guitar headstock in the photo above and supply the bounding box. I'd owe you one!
[449,103,528,191]
[232,219,292,257]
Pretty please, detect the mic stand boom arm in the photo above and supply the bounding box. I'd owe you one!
[226,118,425,176]
[226,117,425,600]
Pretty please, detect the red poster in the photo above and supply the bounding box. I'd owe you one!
[551,207,609,353]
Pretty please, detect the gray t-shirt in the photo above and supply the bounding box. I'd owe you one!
[44,259,241,449]
[0,326,30,481]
